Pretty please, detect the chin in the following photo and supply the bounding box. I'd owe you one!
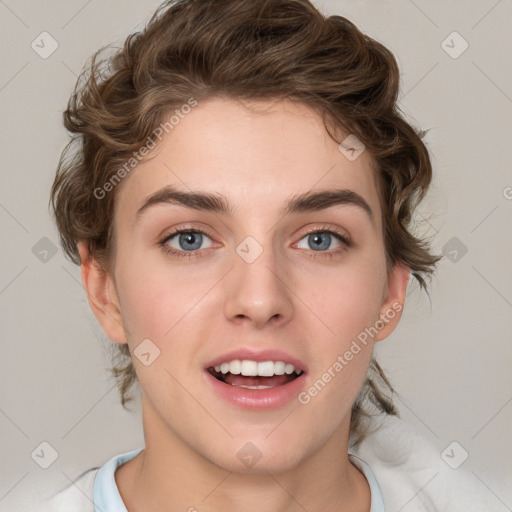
[201,434,311,475]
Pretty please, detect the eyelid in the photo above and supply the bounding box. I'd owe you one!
[158,223,216,244]
[160,226,211,242]
[296,224,352,246]
[159,227,218,252]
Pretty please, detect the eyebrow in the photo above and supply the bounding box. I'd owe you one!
[135,185,374,223]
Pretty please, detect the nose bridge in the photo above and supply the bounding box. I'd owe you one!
[223,233,294,327]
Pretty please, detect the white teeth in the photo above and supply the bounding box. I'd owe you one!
[212,359,303,377]
[240,360,258,376]
[257,361,275,377]
[274,361,286,375]
[235,384,273,389]
[229,359,241,374]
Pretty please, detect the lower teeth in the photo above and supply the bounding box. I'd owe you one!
[233,384,273,389]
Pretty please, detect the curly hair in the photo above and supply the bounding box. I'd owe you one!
[50,0,441,446]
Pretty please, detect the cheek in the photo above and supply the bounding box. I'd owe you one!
[115,256,221,346]
[114,262,211,401]
[304,277,380,394]
[295,248,387,411]
[295,263,384,430]
[302,253,387,346]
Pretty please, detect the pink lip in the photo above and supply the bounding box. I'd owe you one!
[204,348,308,373]
[203,347,308,410]
[204,369,307,410]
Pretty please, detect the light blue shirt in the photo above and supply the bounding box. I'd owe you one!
[93,448,385,512]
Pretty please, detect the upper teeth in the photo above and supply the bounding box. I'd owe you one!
[213,360,302,377]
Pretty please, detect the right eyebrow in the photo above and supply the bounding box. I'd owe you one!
[135,186,233,220]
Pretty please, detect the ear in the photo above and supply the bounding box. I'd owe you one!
[77,241,127,344]
[374,262,410,342]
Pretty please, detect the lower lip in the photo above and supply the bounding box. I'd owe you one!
[204,370,307,410]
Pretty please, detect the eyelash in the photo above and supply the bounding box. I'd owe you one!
[158,225,351,260]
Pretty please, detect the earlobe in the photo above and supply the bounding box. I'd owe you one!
[374,263,410,342]
[77,242,127,344]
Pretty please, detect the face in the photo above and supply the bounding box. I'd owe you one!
[83,97,409,473]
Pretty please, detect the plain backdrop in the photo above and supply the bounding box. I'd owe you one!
[0,0,511,510]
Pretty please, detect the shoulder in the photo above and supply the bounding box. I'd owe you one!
[40,468,97,512]
[40,448,143,512]
[351,414,498,512]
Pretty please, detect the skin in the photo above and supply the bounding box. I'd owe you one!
[78,97,410,512]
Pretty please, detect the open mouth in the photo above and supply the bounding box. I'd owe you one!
[207,360,304,390]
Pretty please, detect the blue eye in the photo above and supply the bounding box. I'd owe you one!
[161,230,213,254]
[307,232,332,251]
[297,230,348,252]
[177,232,203,251]
[159,227,351,260]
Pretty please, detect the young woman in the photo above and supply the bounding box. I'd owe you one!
[45,1,494,510]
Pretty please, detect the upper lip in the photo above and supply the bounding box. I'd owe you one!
[204,348,307,373]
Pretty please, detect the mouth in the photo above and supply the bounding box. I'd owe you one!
[207,360,304,389]
[203,354,307,409]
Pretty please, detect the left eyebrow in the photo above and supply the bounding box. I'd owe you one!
[135,185,374,224]
[283,189,374,223]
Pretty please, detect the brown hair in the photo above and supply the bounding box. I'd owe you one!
[50,0,441,445]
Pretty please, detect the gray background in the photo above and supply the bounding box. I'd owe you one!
[0,0,511,510]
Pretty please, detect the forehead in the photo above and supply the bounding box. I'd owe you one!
[115,97,382,223]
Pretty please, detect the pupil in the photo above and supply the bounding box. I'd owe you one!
[309,233,330,251]
[180,232,202,251]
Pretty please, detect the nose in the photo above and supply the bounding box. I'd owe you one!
[223,240,295,329]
